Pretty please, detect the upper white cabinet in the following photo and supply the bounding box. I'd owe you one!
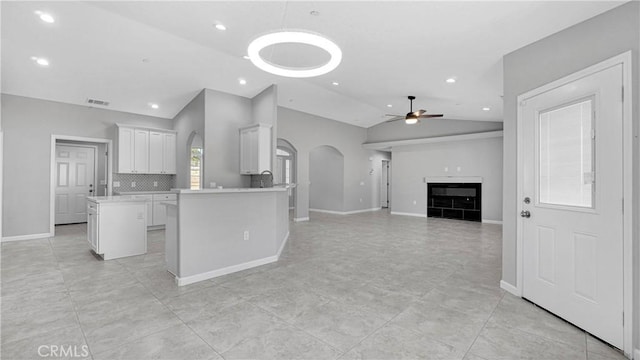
[117,125,176,174]
[149,131,176,174]
[239,124,272,174]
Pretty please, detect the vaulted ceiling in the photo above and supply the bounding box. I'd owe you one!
[1,1,625,128]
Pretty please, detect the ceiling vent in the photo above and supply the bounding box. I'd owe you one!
[86,98,110,106]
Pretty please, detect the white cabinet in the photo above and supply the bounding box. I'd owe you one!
[86,198,147,260]
[116,125,176,174]
[131,193,177,227]
[239,124,272,174]
[149,132,177,174]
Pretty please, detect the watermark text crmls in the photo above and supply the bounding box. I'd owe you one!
[38,345,89,358]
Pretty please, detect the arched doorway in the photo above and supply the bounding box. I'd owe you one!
[277,138,297,219]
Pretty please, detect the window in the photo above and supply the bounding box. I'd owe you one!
[190,147,203,190]
[538,99,594,208]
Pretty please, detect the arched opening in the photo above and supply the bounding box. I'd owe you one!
[277,138,297,219]
[309,145,344,214]
[187,132,204,190]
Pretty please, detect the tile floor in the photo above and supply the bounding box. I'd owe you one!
[1,211,627,359]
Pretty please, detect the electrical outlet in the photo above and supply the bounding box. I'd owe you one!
[99,179,107,185]
[444,167,449,172]
[359,181,365,186]
[243,231,249,241]
[457,166,461,172]
[153,181,158,187]
[359,198,363,203]
[113,181,120,187]
[413,200,417,205]
[131,181,136,188]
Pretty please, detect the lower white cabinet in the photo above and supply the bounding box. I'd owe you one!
[131,193,177,227]
[87,198,147,260]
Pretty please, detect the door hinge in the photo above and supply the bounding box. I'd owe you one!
[590,129,595,139]
[622,312,624,325]
[621,86,624,102]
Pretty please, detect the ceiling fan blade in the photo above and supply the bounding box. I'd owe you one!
[417,114,444,118]
[415,109,427,116]
[385,116,405,122]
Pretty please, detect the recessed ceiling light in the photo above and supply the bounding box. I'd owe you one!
[332,81,339,86]
[239,78,247,85]
[446,78,456,84]
[149,103,159,109]
[215,23,226,31]
[35,11,55,24]
[247,30,342,78]
[387,104,393,108]
[482,107,491,111]
[31,56,49,66]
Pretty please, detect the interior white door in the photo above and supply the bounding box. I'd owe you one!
[381,160,389,208]
[55,145,96,224]
[520,64,623,348]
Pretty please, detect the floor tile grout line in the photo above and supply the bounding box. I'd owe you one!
[46,236,95,360]
[461,290,506,360]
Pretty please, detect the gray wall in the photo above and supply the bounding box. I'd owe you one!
[502,1,639,349]
[173,91,205,189]
[309,145,345,212]
[391,137,503,221]
[203,89,253,189]
[367,118,503,143]
[1,94,172,237]
[277,107,389,220]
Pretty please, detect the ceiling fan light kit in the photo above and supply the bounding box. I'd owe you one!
[386,96,444,124]
[247,30,342,78]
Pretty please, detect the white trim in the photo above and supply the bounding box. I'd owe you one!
[309,208,344,215]
[293,217,309,222]
[309,207,381,215]
[176,255,278,286]
[500,280,521,297]
[633,348,639,360]
[482,219,503,225]
[390,211,427,218]
[2,232,52,242]
[515,51,633,355]
[276,231,290,258]
[50,135,113,236]
[425,176,483,184]
[362,130,503,151]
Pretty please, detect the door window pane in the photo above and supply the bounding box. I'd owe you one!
[538,99,594,208]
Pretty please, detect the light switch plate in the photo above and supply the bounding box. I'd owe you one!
[113,181,120,187]
[131,181,136,188]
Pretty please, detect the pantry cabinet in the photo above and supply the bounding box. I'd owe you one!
[239,123,272,174]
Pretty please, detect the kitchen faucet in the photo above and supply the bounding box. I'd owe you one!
[260,170,273,188]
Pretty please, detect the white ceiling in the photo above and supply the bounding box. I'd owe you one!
[1,1,625,128]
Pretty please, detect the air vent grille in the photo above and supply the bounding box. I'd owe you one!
[86,98,110,106]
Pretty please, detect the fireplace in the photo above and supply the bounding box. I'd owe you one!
[427,182,481,222]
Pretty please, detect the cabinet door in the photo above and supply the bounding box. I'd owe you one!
[117,127,135,173]
[134,130,149,173]
[148,131,164,174]
[240,127,259,174]
[87,204,99,253]
[163,133,177,174]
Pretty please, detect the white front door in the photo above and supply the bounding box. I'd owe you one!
[520,64,623,347]
[55,145,96,224]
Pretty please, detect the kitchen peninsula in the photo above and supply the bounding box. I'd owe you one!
[165,187,290,286]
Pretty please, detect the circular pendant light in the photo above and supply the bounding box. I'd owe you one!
[247,30,342,78]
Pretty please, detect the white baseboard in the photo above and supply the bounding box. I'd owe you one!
[500,280,521,296]
[482,219,503,225]
[276,231,290,258]
[176,231,290,286]
[309,208,344,215]
[2,232,52,242]
[344,207,381,215]
[390,211,427,218]
[176,255,278,286]
[309,207,381,215]
[293,217,309,222]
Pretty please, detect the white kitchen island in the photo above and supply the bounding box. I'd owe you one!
[165,187,290,286]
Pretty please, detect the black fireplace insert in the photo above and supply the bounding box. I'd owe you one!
[427,182,481,222]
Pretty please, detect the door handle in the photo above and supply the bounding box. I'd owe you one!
[520,210,531,218]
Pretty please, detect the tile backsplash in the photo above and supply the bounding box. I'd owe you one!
[113,173,175,192]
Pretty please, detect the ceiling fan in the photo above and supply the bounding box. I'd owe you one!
[385,96,443,124]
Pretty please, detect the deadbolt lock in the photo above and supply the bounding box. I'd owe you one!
[523,197,531,204]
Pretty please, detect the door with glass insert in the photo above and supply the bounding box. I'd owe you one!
[520,64,623,348]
